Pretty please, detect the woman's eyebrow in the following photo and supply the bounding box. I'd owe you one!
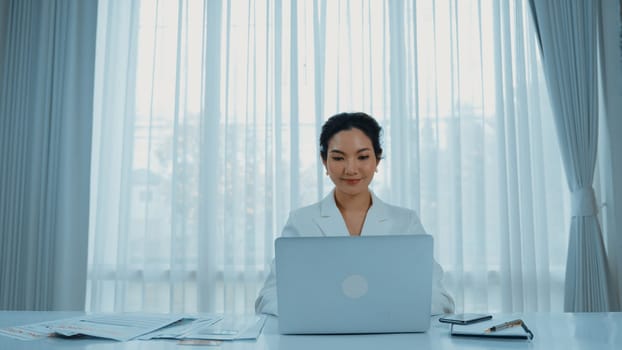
[329,148,371,154]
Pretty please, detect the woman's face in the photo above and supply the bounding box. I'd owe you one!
[323,128,380,197]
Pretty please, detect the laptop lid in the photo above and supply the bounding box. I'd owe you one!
[275,234,433,334]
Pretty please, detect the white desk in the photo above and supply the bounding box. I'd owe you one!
[1,311,620,349]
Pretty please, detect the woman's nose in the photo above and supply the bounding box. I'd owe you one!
[344,160,356,174]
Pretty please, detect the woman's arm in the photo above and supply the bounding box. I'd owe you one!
[254,213,301,315]
[408,211,456,314]
[254,259,278,315]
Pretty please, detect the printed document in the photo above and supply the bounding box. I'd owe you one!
[1,313,182,341]
[0,313,266,342]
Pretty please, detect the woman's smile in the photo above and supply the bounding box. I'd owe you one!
[343,178,362,185]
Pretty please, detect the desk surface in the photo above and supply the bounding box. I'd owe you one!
[0,311,620,349]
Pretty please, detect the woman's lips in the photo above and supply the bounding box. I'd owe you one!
[343,179,361,185]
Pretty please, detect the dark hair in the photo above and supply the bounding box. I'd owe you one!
[319,112,383,161]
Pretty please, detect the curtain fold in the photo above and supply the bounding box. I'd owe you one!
[530,0,612,311]
[0,0,8,74]
[197,0,224,313]
[88,0,570,314]
[0,0,98,310]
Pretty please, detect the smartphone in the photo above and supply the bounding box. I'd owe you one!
[438,313,493,325]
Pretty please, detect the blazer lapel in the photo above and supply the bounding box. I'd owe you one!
[313,191,350,236]
[361,192,391,236]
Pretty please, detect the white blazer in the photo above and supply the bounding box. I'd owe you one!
[255,190,455,316]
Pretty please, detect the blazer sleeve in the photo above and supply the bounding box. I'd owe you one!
[255,213,301,315]
[254,258,278,316]
[408,212,456,315]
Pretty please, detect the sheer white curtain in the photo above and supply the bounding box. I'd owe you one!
[88,0,568,314]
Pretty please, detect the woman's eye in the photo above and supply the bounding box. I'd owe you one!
[359,155,370,160]
[332,157,344,161]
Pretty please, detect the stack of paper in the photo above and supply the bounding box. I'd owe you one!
[139,314,266,341]
[0,313,266,342]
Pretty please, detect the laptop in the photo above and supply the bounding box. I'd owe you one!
[275,234,433,334]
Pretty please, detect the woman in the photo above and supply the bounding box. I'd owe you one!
[255,112,455,315]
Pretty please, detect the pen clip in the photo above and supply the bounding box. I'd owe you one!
[520,321,534,340]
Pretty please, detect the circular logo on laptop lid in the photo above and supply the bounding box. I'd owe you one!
[341,274,368,299]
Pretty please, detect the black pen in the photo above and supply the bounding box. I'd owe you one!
[484,319,522,333]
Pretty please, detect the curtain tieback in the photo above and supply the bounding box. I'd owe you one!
[571,186,598,217]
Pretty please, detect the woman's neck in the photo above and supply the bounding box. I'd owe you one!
[334,189,372,213]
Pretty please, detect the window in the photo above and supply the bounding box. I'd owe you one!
[88,0,567,313]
